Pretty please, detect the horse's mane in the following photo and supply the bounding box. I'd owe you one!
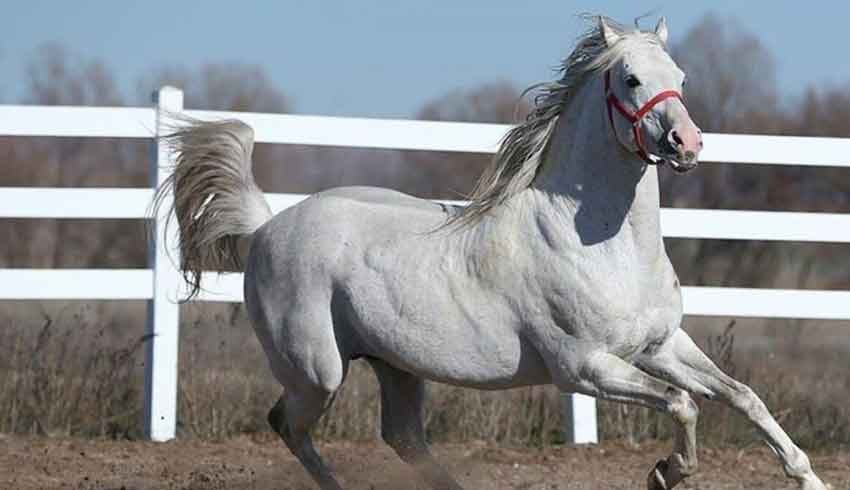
[449,16,664,227]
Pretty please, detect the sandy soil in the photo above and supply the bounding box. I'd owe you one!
[1,434,847,489]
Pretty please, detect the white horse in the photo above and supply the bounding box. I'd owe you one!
[155,16,828,490]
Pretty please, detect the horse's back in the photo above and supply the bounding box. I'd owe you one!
[247,185,448,304]
[267,185,445,240]
[310,186,445,214]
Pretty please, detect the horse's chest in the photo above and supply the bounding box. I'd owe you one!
[604,294,682,359]
[539,254,682,359]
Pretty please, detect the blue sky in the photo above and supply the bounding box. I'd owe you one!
[2,1,848,118]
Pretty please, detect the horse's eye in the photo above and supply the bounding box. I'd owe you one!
[625,75,641,88]
[682,76,688,88]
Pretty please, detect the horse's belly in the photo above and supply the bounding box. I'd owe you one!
[364,321,551,389]
[343,284,550,389]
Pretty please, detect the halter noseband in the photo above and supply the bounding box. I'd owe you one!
[604,70,683,166]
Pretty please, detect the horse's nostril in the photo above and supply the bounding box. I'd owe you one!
[669,130,683,146]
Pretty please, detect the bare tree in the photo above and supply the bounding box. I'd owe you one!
[402,81,530,199]
[418,81,528,125]
[671,14,778,134]
[140,63,289,113]
[0,44,146,268]
[25,44,123,107]
[663,13,849,311]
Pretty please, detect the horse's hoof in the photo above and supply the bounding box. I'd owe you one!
[646,459,669,490]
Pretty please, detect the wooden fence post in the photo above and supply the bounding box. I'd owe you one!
[145,86,184,441]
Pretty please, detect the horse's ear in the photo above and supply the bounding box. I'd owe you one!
[655,17,669,44]
[599,17,620,46]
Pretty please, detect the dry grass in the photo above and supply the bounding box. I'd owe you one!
[1,302,848,450]
[0,306,144,438]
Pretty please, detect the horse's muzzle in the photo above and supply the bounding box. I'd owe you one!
[659,128,700,173]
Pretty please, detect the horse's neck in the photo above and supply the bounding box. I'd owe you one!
[527,77,663,262]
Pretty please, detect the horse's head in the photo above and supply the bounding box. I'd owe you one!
[600,17,702,173]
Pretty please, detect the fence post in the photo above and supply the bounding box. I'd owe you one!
[145,86,184,441]
[561,393,598,444]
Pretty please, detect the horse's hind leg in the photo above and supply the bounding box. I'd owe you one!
[268,385,342,490]
[246,270,346,489]
[257,302,346,489]
[367,358,463,490]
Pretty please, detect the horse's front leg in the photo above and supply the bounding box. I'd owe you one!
[646,395,699,490]
[564,351,698,489]
[637,329,828,490]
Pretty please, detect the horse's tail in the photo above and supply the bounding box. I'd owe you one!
[152,118,272,299]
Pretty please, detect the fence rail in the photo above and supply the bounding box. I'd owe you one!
[3,188,850,242]
[3,104,850,166]
[4,269,848,320]
[1,87,848,443]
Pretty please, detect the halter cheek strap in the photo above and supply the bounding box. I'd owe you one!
[604,70,683,165]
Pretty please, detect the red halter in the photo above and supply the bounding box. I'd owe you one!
[604,70,683,165]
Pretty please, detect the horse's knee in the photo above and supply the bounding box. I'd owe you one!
[783,449,813,480]
[382,425,428,463]
[668,389,699,427]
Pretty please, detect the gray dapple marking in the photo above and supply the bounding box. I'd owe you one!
[154,16,828,490]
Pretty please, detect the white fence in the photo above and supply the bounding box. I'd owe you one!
[1,86,849,443]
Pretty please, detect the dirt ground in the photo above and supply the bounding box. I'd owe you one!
[1,434,847,490]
